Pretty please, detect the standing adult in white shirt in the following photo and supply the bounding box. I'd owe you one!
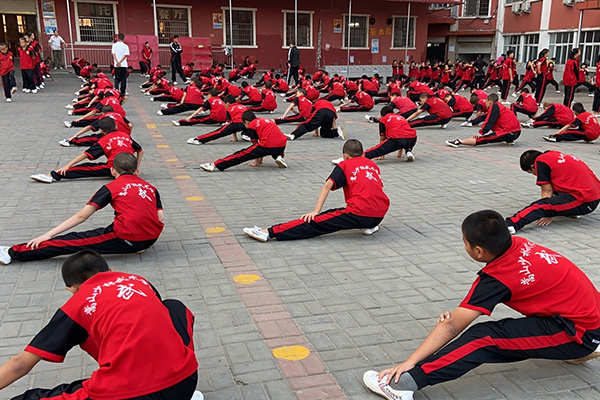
[48,30,65,69]
[111,33,130,95]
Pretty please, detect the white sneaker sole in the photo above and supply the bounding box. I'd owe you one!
[30,175,53,184]
[275,159,287,168]
[243,228,268,242]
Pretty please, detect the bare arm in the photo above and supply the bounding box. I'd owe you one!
[135,150,143,174]
[281,103,295,118]
[540,183,553,199]
[0,352,42,390]
[554,124,572,135]
[405,109,423,122]
[77,109,98,120]
[187,106,205,120]
[27,204,97,249]
[157,209,164,223]
[301,180,334,222]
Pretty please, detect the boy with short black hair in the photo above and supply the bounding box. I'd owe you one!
[0,43,17,102]
[505,150,600,233]
[238,81,263,106]
[543,102,600,143]
[274,88,314,125]
[244,139,389,242]
[157,77,204,116]
[1,153,162,264]
[510,87,538,119]
[522,102,575,129]
[0,251,203,400]
[173,88,227,126]
[406,93,453,128]
[363,209,600,400]
[200,111,288,172]
[337,90,374,112]
[247,81,278,113]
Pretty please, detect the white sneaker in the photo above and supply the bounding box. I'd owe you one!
[30,174,53,184]
[521,122,533,129]
[363,370,414,400]
[275,156,287,168]
[508,226,516,235]
[173,81,178,85]
[191,391,204,400]
[200,163,215,172]
[10,87,17,95]
[172,120,180,126]
[589,93,595,97]
[59,139,72,147]
[280,93,286,97]
[331,157,344,165]
[406,151,415,162]
[5,98,11,103]
[160,103,169,109]
[64,121,72,128]
[67,110,73,116]
[187,138,201,145]
[441,124,448,129]
[243,227,269,242]
[31,89,38,94]
[269,110,275,114]
[338,126,347,140]
[512,93,518,98]
[501,101,511,105]
[241,134,251,141]
[284,133,295,141]
[362,226,380,235]
[23,89,30,93]
[0,246,12,265]
[445,139,461,148]
[156,110,163,116]
[556,90,561,93]
[144,92,151,96]
[365,114,376,123]
[150,97,155,102]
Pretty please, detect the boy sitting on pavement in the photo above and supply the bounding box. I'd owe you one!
[542,102,600,143]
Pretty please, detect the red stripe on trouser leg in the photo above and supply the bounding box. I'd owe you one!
[421,331,575,375]
[509,198,583,226]
[10,381,90,400]
[11,232,118,253]
[197,125,228,141]
[67,164,110,172]
[215,143,259,165]
[272,209,349,235]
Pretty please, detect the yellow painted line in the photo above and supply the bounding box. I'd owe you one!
[156,144,169,148]
[272,346,310,361]
[166,158,179,162]
[175,175,191,179]
[185,196,204,201]
[153,134,163,138]
[156,123,175,126]
[233,274,261,284]
[146,123,157,129]
[205,226,226,234]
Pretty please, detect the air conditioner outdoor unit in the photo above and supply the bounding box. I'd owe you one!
[511,3,522,14]
[521,0,531,12]
[562,0,575,6]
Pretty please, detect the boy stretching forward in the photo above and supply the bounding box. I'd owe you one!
[0,251,202,400]
[173,88,227,126]
[506,150,600,233]
[406,93,453,128]
[521,102,575,129]
[187,95,247,145]
[200,111,288,172]
[1,153,162,264]
[274,88,314,125]
[363,210,600,400]
[543,102,600,143]
[244,139,389,242]
[286,99,346,140]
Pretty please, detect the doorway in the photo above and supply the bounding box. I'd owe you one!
[426,40,446,63]
[1,14,38,54]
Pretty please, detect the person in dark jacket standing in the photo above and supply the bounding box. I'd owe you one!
[170,35,187,84]
[287,41,300,86]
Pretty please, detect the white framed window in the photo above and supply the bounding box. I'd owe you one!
[282,11,313,48]
[549,31,574,64]
[429,3,451,9]
[222,8,256,47]
[580,30,600,65]
[462,0,491,17]
[75,1,118,43]
[522,34,539,63]
[342,14,369,49]
[157,6,192,45]
[503,35,521,62]
[391,16,416,49]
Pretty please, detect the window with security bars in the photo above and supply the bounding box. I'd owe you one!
[549,32,574,64]
[224,9,255,46]
[522,34,539,63]
[157,7,190,45]
[284,12,312,48]
[392,17,416,48]
[429,3,451,9]
[503,35,521,62]
[76,2,116,43]
[463,0,490,17]
[343,15,368,48]
[580,30,600,66]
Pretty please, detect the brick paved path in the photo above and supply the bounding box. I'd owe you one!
[1,72,600,399]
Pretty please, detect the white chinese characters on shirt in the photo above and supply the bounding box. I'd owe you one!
[349,165,382,183]
[118,182,156,202]
[84,275,150,315]
[517,241,562,286]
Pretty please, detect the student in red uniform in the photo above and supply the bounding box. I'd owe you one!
[406,78,435,103]
[238,81,263,106]
[174,88,227,126]
[444,93,472,120]
[287,99,346,140]
[157,78,204,116]
[0,250,202,400]
[563,48,580,107]
[18,37,36,93]
[543,103,600,143]
[406,93,453,128]
[534,49,549,104]
[1,154,163,264]
[275,89,314,125]
[30,118,142,184]
[546,60,560,92]
[512,60,536,96]
[506,150,600,232]
[522,102,575,129]
[247,81,278,113]
[0,43,17,102]
[139,41,153,76]
[187,96,247,145]
[151,84,184,103]
[363,209,600,400]
[244,139,389,242]
[500,50,516,102]
[62,105,132,147]
[200,111,288,172]
[338,90,374,112]
[359,75,379,96]
[385,92,419,119]
[273,74,290,93]
[358,106,417,162]
[510,88,538,119]
[320,78,346,103]
[446,94,520,148]
[593,55,600,114]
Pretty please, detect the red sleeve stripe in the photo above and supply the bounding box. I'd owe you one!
[87,202,101,208]
[458,303,492,316]
[25,345,65,363]
[327,177,338,190]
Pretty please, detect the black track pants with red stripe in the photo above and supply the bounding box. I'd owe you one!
[268,208,383,241]
[291,109,339,139]
[320,94,344,102]
[179,116,223,126]
[475,131,520,146]
[535,74,548,103]
[564,85,576,107]
[554,129,589,142]
[364,137,417,159]
[214,144,286,171]
[533,118,563,129]
[511,104,537,118]
[152,95,178,102]
[409,115,452,128]
[452,111,473,120]
[160,103,201,116]
[70,134,103,147]
[11,301,197,400]
[197,122,246,144]
[339,105,372,112]
[8,225,158,262]
[71,116,100,128]
[274,114,306,125]
[400,316,600,391]
[50,163,112,181]
[506,193,599,232]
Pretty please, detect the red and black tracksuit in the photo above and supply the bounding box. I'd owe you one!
[470,99,489,125]
[447,95,473,120]
[593,62,600,113]
[407,82,435,103]
[269,157,389,240]
[501,58,516,100]
[247,89,277,112]
[511,93,538,118]
[0,51,16,99]
[533,104,575,129]
[364,114,416,159]
[214,118,287,171]
[395,237,600,392]
[340,91,374,112]
[18,47,36,90]
[475,102,521,145]
[554,112,600,142]
[360,79,379,97]
[275,96,313,125]
[70,113,132,146]
[391,96,418,119]
[534,56,548,103]
[409,97,453,127]
[9,175,162,262]
[239,85,263,106]
[153,86,184,103]
[195,104,248,144]
[178,97,227,125]
[160,84,204,115]
[320,81,346,102]
[563,58,580,107]
[507,151,600,231]
[291,100,340,139]
[514,66,536,93]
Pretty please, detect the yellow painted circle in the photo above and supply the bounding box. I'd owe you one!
[205,227,226,234]
[156,144,169,148]
[233,274,261,284]
[186,196,205,201]
[175,175,191,179]
[272,346,310,361]
[166,158,179,162]
[153,134,163,138]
